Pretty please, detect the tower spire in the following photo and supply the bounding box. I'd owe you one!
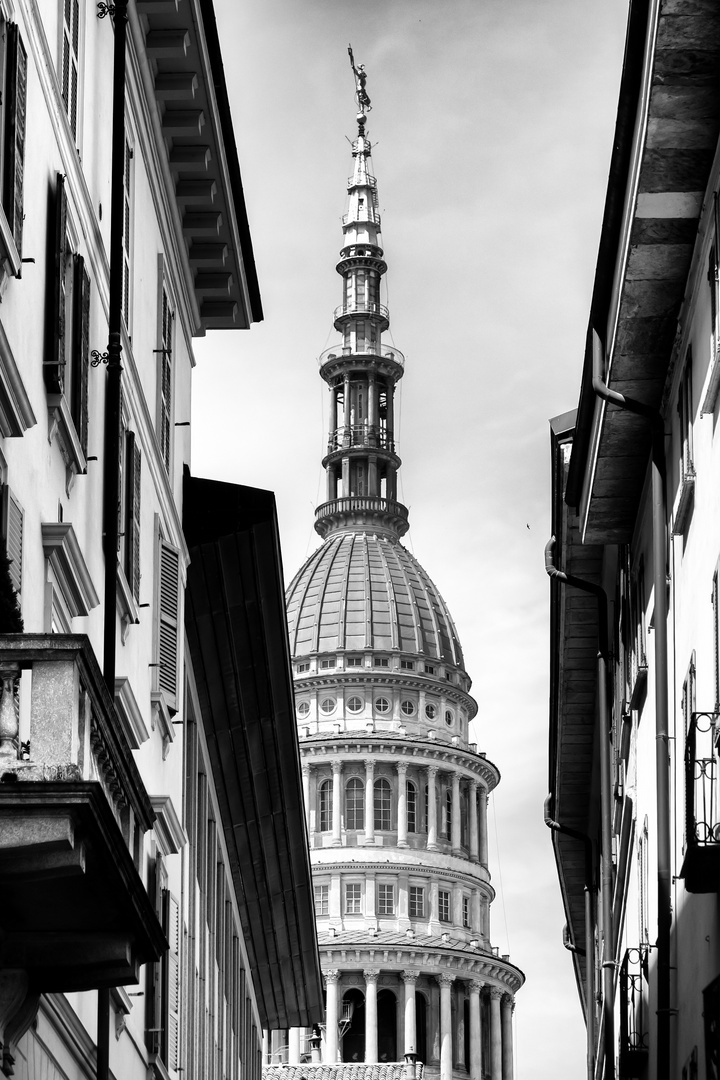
[315,52,409,541]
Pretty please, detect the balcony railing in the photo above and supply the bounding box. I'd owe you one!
[314,496,409,538]
[342,210,382,228]
[318,342,405,370]
[333,302,389,324]
[347,173,377,189]
[327,425,395,453]
[680,710,720,892]
[619,947,649,1078]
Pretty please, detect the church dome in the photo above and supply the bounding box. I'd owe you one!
[286,530,466,669]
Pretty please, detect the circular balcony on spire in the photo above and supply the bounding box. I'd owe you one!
[324,425,398,458]
[318,342,404,383]
[314,495,409,539]
[333,301,389,333]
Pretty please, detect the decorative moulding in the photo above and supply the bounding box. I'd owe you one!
[0,317,35,436]
[41,522,99,617]
[46,393,87,495]
[150,794,187,856]
[114,676,150,749]
[151,690,175,760]
[116,562,139,644]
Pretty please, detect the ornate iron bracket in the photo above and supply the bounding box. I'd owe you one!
[97,2,127,20]
[91,349,109,367]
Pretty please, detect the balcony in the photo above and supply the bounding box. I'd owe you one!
[318,342,405,372]
[680,711,720,892]
[327,425,395,454]
[619,947,649,1078]
[315,496,409,539]
[333,302,389,327]
[0,634,165,991]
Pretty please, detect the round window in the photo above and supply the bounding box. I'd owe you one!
[297,701,310,717]
[445,709,454,726]
[425,703,437,720]
[375,697,391,714]
[320,697,336,715]
[400,700,415,717]
[347,696,364,713]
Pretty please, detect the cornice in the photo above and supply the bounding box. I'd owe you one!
[317,946,524,994]
[294,670,475,711]
[300,737,500,789]
[311,858,494,897]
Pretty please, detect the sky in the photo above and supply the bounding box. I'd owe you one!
[191,2,629,1077]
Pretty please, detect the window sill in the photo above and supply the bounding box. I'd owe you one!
[47,392,87,494]
[116,561,139,644]
[0,315,35,436]
[0,201,21,284]
[672,467,695,537]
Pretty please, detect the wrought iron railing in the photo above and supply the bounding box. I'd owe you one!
[315,496,408,524]
[619,947,649,1076]
[333,301,389,323]
[686,711,720,848]
[318,342,405,369]
[327,426,395,453]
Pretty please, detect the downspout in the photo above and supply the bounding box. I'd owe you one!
[591,330,671,1080]
[543,792,595,1080]
[99,3,129,1079]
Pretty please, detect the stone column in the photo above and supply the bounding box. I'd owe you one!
[451,773,462,854]
[489,987,502,1080]
[479,787,489,867]
[364,969,379,1063]
[288,1028,301,1065]
[427,766,438,850]
[469,781,479,862]
[469,981,483,1080]
[302,764,311,830]
[501,995,514,1080]
[397,761,409,847]
[438,974,454,1080]
[329,386,338,446]
[364,758,376,845]
[332,760,343,847]
[387,381,395,448]
[368,454,378,497]
[368,373,377,443]
[325,971,340,1063]
[343,374,351,442]
[402,970,418,1055]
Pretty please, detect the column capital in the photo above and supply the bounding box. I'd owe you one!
[401,969,419,986]
[302,763,311,777]
[502,992,515,1012]
[364,758,375,772]
[437,972,455,988]
[324,969,340,984]
[427,764,439,778]
[331,759,343,775]
[363,968,380,982]
[469,980,485,995]
[469,777,478,791]
[489,985,503,1001]
[395,760,408,776]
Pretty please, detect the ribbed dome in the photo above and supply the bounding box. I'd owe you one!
[286,532,465,667]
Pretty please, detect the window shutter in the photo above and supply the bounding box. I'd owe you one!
[146,853,166,1057]
[46,174,68,394]
[3,487,22,597]
[73,255,90,457]
[162,888,181,1072]
[160,289,173,473]
[128,438,141,601]
[62,0,79,139]
[158,539,179,708]
[4,25,26,257]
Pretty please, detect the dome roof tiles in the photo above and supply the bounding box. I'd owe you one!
[286,533,465,667]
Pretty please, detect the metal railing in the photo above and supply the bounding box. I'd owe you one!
[315,496,408,524]
[327,426,395,453]
[333,302,389,323]
[619,947,649,1076]
[318,342,405,369]
[685,711,720,848]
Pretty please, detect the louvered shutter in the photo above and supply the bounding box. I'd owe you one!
[4,25,26,257]
[160,289,173,473]
[3,487,22,597]
[158,539,179,709]
[62,0,79,139]
[146,853,165,1057]
[72,255,90,457]
[46,174,68,393]
[126,437,141,601]
[162,889,181,1072]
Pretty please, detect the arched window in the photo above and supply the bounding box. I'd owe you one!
[319,779,332,831]
[374,777,391,831]
[345,777,364,830]
[407,781,417,833]
[445,789,452,838]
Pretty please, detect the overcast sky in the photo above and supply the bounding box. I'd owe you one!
[191,2,629,1076]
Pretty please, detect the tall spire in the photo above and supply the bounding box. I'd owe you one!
[315,50,409,541]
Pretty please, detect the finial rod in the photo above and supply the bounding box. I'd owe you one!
[348,44,371,120]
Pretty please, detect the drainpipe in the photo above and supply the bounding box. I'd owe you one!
[545,539,614,1080]
[543,792,595,1080]
[99,3,129,1079]
[591,330,671,1080]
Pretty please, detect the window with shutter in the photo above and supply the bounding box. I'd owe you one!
[159,286,174,474]
[158,538,179,710]
[121,430,141,601]
[122,137,132,327]
[71,255,90,457]
[3,24,26,257]
[2,485,22,599]
[61,0,80,139]
[162,888,181,1072]
[47,174,68,395]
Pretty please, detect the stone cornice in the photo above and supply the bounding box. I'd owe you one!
[310,858,494,898]
[317,946,524,994]
[294,670,475,711]
[301,737,499,790]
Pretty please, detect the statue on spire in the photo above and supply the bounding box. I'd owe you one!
[348,45,371,115]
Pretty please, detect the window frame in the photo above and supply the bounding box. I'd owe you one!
[377,882,395,917]
[374,776,391,831]
[314,883,329,916]
[318,779,332,832]
[438,889,450,923]
[407,780,417,833]
[345,776,364,831]
[344,881,362,915]
[409,885,424,919]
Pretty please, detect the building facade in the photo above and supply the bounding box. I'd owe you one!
[0,3,321,1080]
[548,2,720,1079]
[266,61,523,1080]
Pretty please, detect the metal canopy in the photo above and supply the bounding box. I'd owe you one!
[183,472,323,1030]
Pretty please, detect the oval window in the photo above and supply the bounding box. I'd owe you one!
[400,700,415,717]
[297,701,310,717]
[347,696,364,713]
[445,709,453,726]
[425,703,437,720]
[320,698,336,715]
[375,697,391,714]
